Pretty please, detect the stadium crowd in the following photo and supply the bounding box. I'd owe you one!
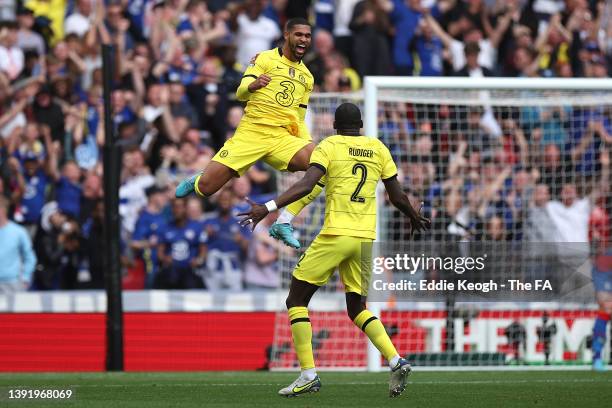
[0,0,610,292]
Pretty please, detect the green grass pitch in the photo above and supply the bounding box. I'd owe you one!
[1,371,611,407]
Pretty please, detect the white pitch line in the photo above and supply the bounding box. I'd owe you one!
[40,378,612,388]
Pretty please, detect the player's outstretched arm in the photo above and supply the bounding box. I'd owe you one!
[383,176,431,236]
[238,166,325,230]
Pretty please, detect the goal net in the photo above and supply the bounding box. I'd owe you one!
[269,78,612,370]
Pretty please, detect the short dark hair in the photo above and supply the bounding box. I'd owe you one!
[285,18,311,32]
[464,41,480,56]
[0,20,19,30]
[334,103,363,130]
[186,0,203,11]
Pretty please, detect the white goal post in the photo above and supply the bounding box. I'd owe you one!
[271,76,612,372]
[363,76,612,371]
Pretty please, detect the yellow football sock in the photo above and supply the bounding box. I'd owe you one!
[286,182,324,217]
[194,174,204,196]
[288,306,315,370]
[353,309,398,362]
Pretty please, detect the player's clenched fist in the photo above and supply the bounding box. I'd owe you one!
[248,74,271,93]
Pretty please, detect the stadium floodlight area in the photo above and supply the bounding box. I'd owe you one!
[270,77,612,371]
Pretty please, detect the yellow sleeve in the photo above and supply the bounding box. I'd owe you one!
[296,89,311,139]
[309,139,332,173]
[380,143,398,180]
[236,54,269,102]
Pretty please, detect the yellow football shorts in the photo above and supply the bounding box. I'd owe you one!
[293,234,373,295]
[211,120,312,176]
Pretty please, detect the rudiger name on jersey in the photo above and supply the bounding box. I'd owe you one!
[348,147,374,158]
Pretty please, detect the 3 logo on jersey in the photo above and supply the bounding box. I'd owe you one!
[275,81,296,107]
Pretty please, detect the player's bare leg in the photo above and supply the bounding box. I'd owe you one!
[175,160,237,198]
[286,143,316,172]
[271,143,324,248]
[346,292,411,397]
[278,277,322,397]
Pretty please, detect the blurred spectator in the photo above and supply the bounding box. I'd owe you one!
[64,0,93,38]
[349,0,392,77]
[536,143,571,198]
[0,21,24,82]
[233,0,280,69]
[526,184,558,242]
[454,42,494,76]
[244,212,290,289]
[263,0,289,26]
[547,182,591,243]
[79,171,103,224]
[54,162,82,217]
[32,85,64,141]
[380,0,425,75]
[232,176,252,215]
[156,141,207,187]
[169,82,198,127]
[16,6,45,58]
[323,51,361,90]
[120,148,155,235]
[332,0,360,61]
[314,0,334,32]
[304,29,335,87]
[411,13,444,76]
[18,144,51,235]
[201,189,250,290]
[186,59,229,148]
[155,198,206,289]
[219,44,243,97]
[80,199,108,289]
[425,7,509,73]
[186,195,205,223]
[131,185,170,288]
[485,215,507,240]
[32,201,67,289]
[0,195,36,293]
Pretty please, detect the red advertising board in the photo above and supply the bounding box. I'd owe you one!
[0,310,598,371]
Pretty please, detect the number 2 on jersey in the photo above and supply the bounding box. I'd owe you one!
[350,163,367,203]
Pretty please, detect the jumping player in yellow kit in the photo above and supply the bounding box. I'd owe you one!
[176,18,323,248]
[238,103,431,398]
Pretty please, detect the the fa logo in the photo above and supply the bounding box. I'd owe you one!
[289,67,295,78]
[299,74,305,83]
[535,280,553,290]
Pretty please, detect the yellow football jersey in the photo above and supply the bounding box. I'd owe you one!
[309,135,398,240]
[236,48,314,137]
